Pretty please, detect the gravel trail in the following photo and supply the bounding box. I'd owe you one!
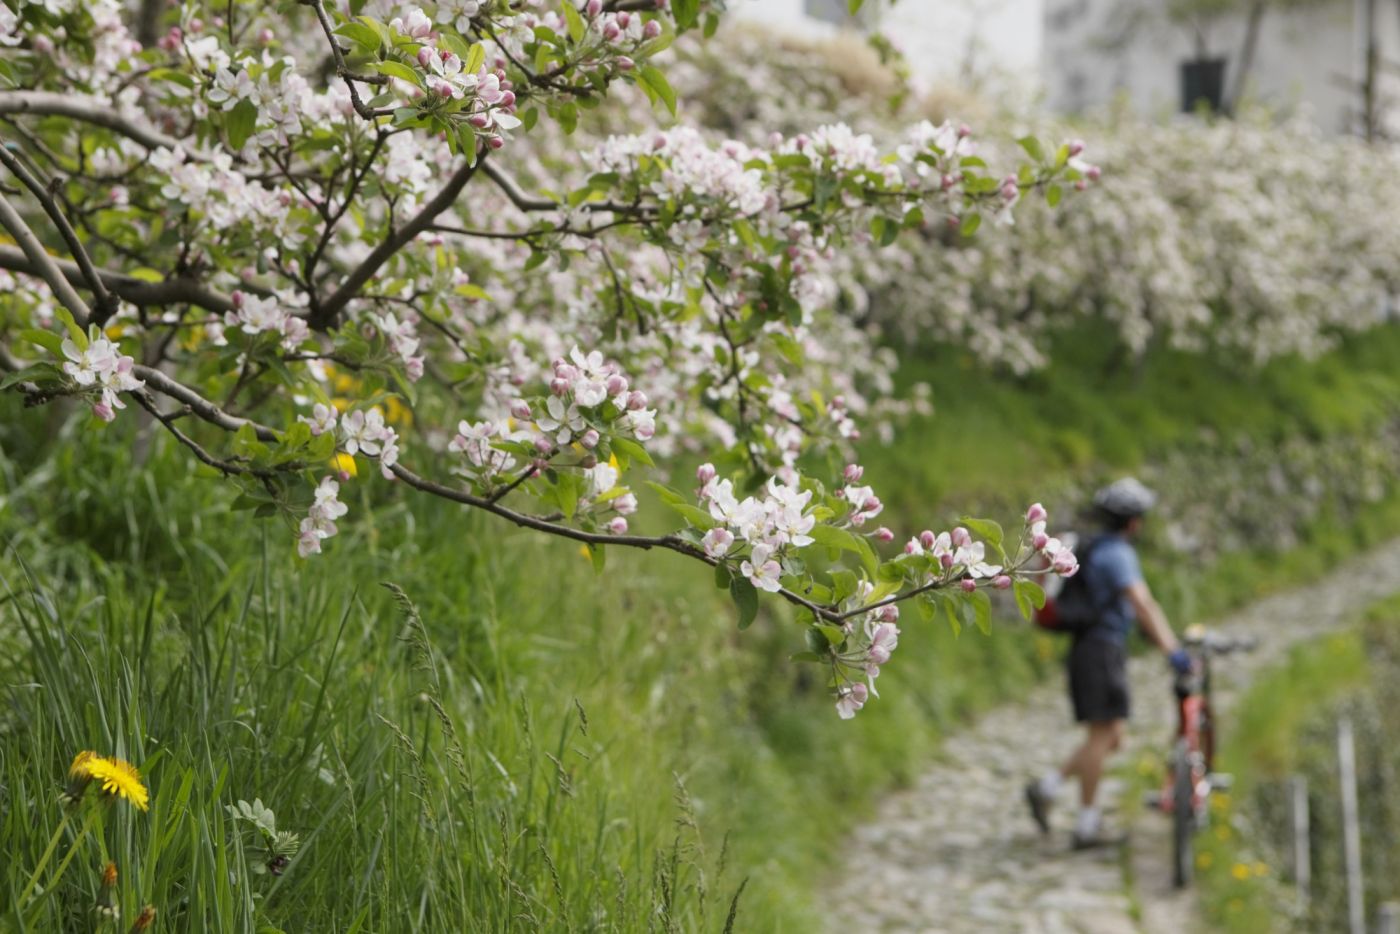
[828,541,1400,933]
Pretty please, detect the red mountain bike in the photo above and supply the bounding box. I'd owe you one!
[1148,627,1255,888]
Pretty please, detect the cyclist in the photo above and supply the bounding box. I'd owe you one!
[1024,478,1192,848]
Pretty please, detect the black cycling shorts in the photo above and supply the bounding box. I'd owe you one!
[1068,636,1130,723]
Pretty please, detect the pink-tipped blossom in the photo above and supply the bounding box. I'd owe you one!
[608,517,628,534]
[836,682,868,719]
[993,575,1013,590]
[702,527,735,558]
[1026,503,1047,524]
[874,527,894,543]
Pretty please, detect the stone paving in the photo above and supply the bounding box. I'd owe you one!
[828,542,1400,933]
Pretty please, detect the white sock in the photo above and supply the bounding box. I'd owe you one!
[1075,806,1101,838]
[1037,771,1063,798]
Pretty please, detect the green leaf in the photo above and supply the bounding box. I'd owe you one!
[789,651,824,663]
[20,329,65,357]
[334,21,382,53]
[0,363,62,390]
[672,0,701,30]
[830,569,858,604]
[816,624,846,649]
[1014,580,1046,620]
[464,42,486,75]
[610,436,654,467]
[227,99,258,151]
[54,308,86,348]
[371,60,421,86]
[959,517,1004,549]
[730,576,759,630]
[644,481,686,506]
[555,472,580,519]
[943,597,962,637]
[636,65,677,117]
[588,543,606,574]
[714,562,733,589]
[967,589,992,635]
[848,0,864,11]
[1046,184,1063,207]
[1017,135,1045,163]
[960,213,982,237]
[666,501,716,531]
[806,524,877,577]
[562,1,585,43]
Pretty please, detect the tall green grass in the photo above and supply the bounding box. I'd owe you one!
[5,324,1400,930]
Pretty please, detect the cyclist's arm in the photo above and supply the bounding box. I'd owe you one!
[1125,581,1180,654]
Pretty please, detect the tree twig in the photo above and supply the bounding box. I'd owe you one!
[0,190,92,327]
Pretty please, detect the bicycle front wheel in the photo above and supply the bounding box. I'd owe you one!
[1172,738,1194,889]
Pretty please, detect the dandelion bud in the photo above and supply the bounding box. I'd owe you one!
[993,574,1013,590]
[696,463,717,485]
[510,399,532,421]
[643,19,662,38]
[615,55,635,71]
[1026,503,1047,524]
[844,463,863,483]
[1033,531,1050,550]
[608,517,629,534]
[960,578,977,593]
[951,526,972,548]
[131,905,157,931]
[874,527,894,543]
[581,429,600,449]
[919,530,936,550]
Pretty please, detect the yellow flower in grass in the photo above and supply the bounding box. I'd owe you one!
[70,750,99,779]
[1231,862,1251,881]
[84,756,150,811]
[331,452,357,478]
[1197,851,1214,870]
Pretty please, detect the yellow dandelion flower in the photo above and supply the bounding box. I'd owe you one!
[1230,862,1250,881]
[332,452,357,477]
[69,750,99,779]
[1227,898,1243,913]
[1196,852,1214,869]
[101,861,118,887]
[384,395,412,427]
[1253,862,1268,877]
[85,757,150,812]
[608,452,619,470]
[131,904,157,931]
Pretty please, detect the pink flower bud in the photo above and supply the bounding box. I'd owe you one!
[960,578,977,593]
[1067,139,1085,157]
[940,174,956,190]
[940,552,955,569]
[603,22,621,41]
[500,90,516,108]
[1086,165,1101,181]
[626,390,648,410]
[488,136,504,150]
[581,429,600,449]
[1074,179,1088,191]
[862,497,881,514]
[510,400,532,421]
[608,517,629,534]
[957,123,971,138]
[550,377,570,397]
[696,463,717,484]
[534,437,554,455]
[1001,181,1018,201]
[946,215,962,229]
[1033,531,1050,550]
[467,112,490,129]
[189,17,204,32]
[951,526,972,548]
[418,46,435,68]
[586,0,603,15]
[1026,503,1047,524]
[615,56,635,71]
[230,289,245,309]
[606,374,628,396]
[844,463,863,483]
[876,604,899,622]
[874,527,894,543]
[919,530,936,550]
[338,468,352,482]
[258,27,274,44]
[643,19,662,38]
[1053,550,1079,576]
[993,575,1012,590]
[436,82,454,98]
[618,12,632,27]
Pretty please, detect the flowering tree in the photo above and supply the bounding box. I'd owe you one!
[0,0,1092,717]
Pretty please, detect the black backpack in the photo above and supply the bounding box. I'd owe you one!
[1035,536,1106,634]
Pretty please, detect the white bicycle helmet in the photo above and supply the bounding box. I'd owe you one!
[1092,477,1157,519]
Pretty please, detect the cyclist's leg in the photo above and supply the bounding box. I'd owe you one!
[1078,719,1125,806]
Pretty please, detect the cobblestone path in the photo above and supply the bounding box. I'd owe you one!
[828,542,1400,933]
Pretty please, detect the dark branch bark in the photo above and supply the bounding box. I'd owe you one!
[0,191,92,326]
[0,246,235,314]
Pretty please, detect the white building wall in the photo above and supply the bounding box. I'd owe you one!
[1042,0,1399,135]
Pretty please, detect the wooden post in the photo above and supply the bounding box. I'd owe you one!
[1338,717,1364,934]
[1292,775,1311,913]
